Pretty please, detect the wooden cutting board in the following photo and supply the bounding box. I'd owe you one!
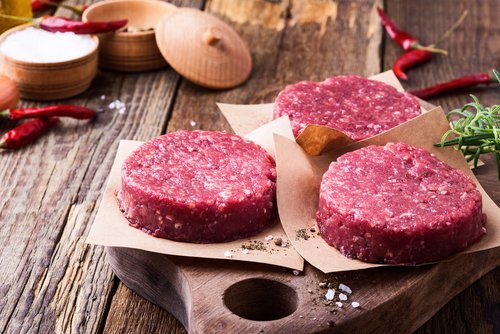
[106,244,499,333]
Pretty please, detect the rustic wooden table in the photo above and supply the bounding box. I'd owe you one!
[1,0,498,333]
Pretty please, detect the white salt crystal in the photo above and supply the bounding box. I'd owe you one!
[1,27,96,63]
[338,283,352,294]
[265,235,273,241]
[224,251,233,258]
[336,302,343,308]
[339,293,348,301]
[241,249,249,255]
[325,289,335,301]
[292,270,300,276]
[108,99,127,114]
[351,302,360,308]
[189,120,197,127]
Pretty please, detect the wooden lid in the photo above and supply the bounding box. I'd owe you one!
[155,8,252,89]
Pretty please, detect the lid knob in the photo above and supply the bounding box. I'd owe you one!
[203,27,222,46]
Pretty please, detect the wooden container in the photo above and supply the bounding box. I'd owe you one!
[0,25,98,101]
[82,0,177,72]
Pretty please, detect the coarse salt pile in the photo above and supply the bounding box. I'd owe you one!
[1,27,96,63]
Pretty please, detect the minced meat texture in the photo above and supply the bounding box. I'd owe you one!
[118,130,276,243]
[273,75,421,140]
[316,142,485,264]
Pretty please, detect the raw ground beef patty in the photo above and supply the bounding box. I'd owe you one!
[273,75,421,140]
[316,143,486,264]
[118,130,277,243]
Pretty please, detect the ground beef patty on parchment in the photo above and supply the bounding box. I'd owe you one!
[118,130,276,243]
[316,142,486,264]
[274,75,421,140]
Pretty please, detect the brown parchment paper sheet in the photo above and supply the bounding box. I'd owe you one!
[274,107,500,273]
[217,70,498,273]
[86,137,304,271]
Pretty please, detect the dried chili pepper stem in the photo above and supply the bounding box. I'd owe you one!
[379,8,468,80]
[410,72,498,99]
[0,105,97,120]
[377,7,447,54]
[0,117,59,149]
[0,13,127,35]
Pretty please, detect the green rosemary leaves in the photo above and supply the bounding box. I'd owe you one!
[437,70,499,179]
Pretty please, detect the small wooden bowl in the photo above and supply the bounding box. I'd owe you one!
[82,0,177,72]
[0,25,99,101]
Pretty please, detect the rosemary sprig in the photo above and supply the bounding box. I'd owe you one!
[436,70,500,179]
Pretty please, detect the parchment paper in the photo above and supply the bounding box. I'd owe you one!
[274,107,500,273]
[86,132,304,271]
[217,70,498,273]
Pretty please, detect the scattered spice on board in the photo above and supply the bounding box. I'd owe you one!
[296,228,310,240]
[305,274,361,315]
[241,240,267,251]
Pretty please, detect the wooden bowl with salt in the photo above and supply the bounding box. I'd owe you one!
[82,0,177,72]
[0,24,99,101]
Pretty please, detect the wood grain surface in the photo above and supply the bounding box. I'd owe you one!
[0,0,498,333]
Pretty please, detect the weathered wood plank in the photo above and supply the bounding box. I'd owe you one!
[0,1,201,333]
[382,1,500,333]
[101,0,382,333]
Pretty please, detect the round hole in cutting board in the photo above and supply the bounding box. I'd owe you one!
[223,278,298,321]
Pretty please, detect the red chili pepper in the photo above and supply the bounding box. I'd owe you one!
[0,117,59,149]
[377,7,418,51]
[409,73,497,99]
[31,0,63,12]
[39,16,127,34]
[0,13,127,35]
[377,7,446,54]
[0,105,96,120]
[393,49,433,80]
